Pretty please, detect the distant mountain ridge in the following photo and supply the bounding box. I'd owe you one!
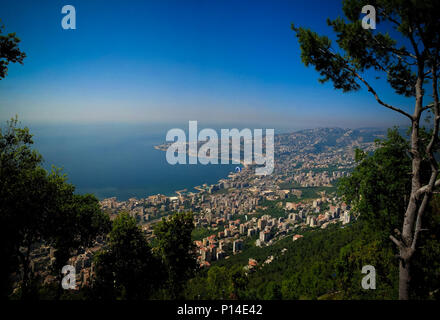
[276,127,386,155]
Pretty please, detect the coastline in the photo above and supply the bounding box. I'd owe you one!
[100,145,243,202]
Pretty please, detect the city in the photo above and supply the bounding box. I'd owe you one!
[97,128,382,273]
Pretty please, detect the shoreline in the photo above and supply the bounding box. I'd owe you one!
[99,145,244,202]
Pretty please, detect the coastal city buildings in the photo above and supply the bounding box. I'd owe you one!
[22,128,377,291]
[99,128,376,268]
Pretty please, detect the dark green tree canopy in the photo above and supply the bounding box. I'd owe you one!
[292,0,440,300]
[338,128,440,299]
[339,128,412,236]
[0,118,110,299]
[0,22,26,79]
[154,211,197,299]
[94,212,162,300]
[292,0,440,116]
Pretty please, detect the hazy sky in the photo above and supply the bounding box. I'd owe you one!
[0,0,414,130]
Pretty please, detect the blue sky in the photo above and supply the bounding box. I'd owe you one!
[0,0,413,130]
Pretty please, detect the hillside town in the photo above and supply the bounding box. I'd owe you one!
[99,128,381,268]
[17,128,382,292]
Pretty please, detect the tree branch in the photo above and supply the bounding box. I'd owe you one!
[351,70,414,120]
[421,103,434,112]
[416,179,440,198]
[390,235,403,249]
[317,47,414,120]
[372,36,417,62]
[413,61,440,251]
[412,192,431,250]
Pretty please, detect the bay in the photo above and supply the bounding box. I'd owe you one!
[28,123,237,201]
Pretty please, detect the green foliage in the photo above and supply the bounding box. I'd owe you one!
[0,118,110,299]
[291,2,440,299]
[336,237,398,299]
[206,266,231,299]
[184,264,249,300]
[338,128,440,299]
[293,26,360,92]
[94,213,163,299]
[154,211,197,298]
[292,0,440,98]
[185,130,440,300]
[0,21,26,79]
[257,199,286,219]
[230,264,249,299]
[263,282,282,300]
[191,222,399,300]
[338,128,411,238]
[410,195,440,299]
[192,226,214,241]
[187,223,359,300]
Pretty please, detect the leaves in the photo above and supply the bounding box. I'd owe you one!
[154,212,197,298]
[94,213,162,300]
[0,118,110,298]
[0,22,26,79]
[292,0,440,100]
[292,25,360,92]
[338,128,411,238]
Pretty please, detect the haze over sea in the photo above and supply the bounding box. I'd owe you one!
[27,122,261,201]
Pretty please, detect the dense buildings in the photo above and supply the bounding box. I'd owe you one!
[23,128,374,291]
[99,128,379,268]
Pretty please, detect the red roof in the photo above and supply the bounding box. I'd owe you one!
[248,259,258,267]
[194,241,202,247]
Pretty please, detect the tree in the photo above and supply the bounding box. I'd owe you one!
[0,118,110,299]
[48,189,111,298]
[292,0,440,299]
[94,212,163,300]
[229,265,248,299]
[263,282,282,300]
[336,237,398,299]
[0,118,41,297]
[0,21,26,79]
[338,128,412,239]
[206,266,231,299]
[339,129,440,299]
[154,212,197,299]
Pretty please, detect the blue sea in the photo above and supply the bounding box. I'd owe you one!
[28,123,237,201]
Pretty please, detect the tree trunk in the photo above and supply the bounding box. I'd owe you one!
[399,255,410,300]
[395,60,425,300]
